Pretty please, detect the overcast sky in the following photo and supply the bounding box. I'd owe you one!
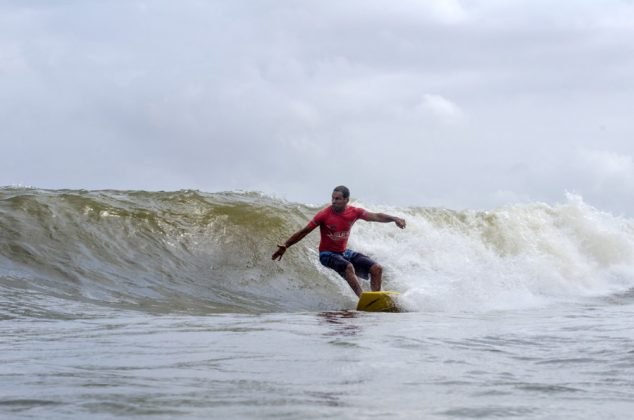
[2,0,633,214]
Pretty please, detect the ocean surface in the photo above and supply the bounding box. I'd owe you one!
[2,188,634,419]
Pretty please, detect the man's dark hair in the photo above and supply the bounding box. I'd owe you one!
[333,185,350,199]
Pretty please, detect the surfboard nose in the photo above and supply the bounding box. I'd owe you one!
[356,291,401,312]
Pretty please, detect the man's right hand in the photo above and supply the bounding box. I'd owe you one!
[272,245,287,261]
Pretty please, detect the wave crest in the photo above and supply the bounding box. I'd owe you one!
[2,188,634,315]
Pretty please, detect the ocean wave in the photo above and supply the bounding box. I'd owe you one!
[1,188,634,316]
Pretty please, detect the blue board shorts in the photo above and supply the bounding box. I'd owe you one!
[319,249,377,279]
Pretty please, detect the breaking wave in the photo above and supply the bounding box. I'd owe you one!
[1,188,634,317]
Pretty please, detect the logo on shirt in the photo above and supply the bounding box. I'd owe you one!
[327,231,350,241]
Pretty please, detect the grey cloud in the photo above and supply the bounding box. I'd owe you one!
[1,0,634,214]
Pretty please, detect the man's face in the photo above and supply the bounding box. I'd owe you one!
[331,191,348,213]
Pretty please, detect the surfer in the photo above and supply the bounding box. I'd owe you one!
[272,186,406,297]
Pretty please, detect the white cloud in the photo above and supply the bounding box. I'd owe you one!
[418,94,464,121]
[575,149,634,192]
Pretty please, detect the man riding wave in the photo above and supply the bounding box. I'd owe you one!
[272,185,406,297]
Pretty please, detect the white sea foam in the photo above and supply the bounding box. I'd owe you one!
[350,194,634,312]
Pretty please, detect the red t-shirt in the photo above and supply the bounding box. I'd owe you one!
[309,205,368,253]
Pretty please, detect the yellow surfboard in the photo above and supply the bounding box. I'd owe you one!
[356,291,401,312]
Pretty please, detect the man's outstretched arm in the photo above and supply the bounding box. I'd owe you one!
[272,224,316,261]
[363,212,406,229]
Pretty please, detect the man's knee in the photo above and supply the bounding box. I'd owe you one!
[345,263,355,277]
[370,263,383,276]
